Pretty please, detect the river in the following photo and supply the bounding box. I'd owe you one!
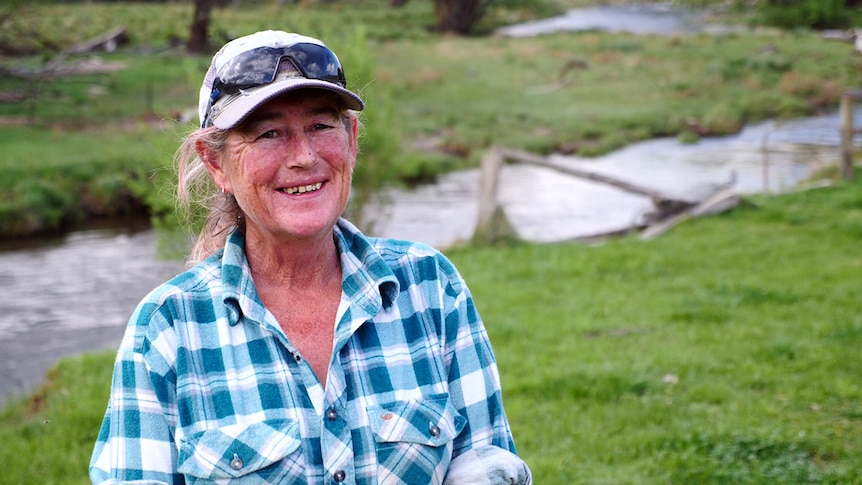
[367,110,853,246]
[0,223,187,405]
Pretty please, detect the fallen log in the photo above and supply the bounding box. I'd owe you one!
[477,146,740,242]
[640,189,739,240]
[68,26,129,54]
[495,147,695,213]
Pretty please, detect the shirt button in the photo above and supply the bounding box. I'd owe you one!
[293,352,302,363]
[429,424,441,437]
[327,407,339,421]
[230,454,244,470]
[333,470,346,482]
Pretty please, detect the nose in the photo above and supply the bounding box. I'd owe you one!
[286,133,318,169]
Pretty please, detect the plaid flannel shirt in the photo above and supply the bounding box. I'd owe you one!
[90,218,525,484]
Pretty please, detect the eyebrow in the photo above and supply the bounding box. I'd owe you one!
[240,105,341,131]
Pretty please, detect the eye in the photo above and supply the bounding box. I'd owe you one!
[312,122,334,131]
[256,129,278,140]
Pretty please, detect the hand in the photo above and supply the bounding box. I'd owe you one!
[444,446,532,485]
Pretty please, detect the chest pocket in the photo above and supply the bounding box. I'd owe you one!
[177,419,303,483]
[367,396,466,485]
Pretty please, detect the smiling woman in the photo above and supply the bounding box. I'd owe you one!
[88,30,531,485]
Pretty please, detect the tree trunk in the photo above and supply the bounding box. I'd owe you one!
[433,0,490,35]
[188,0,214,55]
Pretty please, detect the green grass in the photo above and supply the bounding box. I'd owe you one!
[0,352,115,485]
[0,124,182,236]
[1,1,861,236]
[445,177,862,483]
[3,175,862,483]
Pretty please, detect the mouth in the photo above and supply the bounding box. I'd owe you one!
[279,182,323,195]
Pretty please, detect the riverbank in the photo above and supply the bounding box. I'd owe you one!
[2,1,861,239]
[3,172,861,483]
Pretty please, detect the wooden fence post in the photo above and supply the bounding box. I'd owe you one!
[840,91,855,181]
[473,147,503,244]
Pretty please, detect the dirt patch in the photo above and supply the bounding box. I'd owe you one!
[0,116,32,125]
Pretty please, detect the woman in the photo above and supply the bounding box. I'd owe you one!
[90,30,530,484]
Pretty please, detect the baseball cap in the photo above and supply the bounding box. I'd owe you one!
[198,30,365,129]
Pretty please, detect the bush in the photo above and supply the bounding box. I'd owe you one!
[757,0,858,29]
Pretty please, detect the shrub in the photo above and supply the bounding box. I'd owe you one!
[757,0,858,29]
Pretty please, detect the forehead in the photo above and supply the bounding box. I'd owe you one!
[243,90,344,123]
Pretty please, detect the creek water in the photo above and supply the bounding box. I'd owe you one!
[368,110,854,246]
[494,3,734,37]
[0,224,187,405]
[1,5,858,405]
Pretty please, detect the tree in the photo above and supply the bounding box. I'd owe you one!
[391,0,492,35]
[433,0,492,34]
[188,0,215,55]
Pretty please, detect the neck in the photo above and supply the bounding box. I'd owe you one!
[244,227,341,291]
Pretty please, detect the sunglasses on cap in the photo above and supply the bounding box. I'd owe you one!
[203,42,348,126]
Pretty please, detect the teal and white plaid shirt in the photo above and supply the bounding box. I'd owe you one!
[90,218,527,484]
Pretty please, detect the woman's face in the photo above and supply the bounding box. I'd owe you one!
[205,91,358,245]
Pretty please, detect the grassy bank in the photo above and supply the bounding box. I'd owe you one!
[1,1,861,237]
[2,173,861,483]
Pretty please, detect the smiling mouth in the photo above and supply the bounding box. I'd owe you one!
[280,182,323,195]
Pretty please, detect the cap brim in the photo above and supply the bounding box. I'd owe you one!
[210,78,364,129]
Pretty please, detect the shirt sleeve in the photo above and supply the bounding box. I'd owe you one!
[434,255,514,449]
[434,253,533,483]
[89,301,184,485]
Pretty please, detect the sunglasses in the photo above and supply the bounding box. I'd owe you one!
[203,42,348,126]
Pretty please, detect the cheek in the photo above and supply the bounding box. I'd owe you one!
[321,140,355,173]
[228,146,276,185]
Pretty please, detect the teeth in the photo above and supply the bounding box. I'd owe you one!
[283,182,322,194]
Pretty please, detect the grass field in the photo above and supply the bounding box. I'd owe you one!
[458,176,862,482]
[1,173,861,483]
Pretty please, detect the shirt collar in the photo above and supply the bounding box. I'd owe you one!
[333,218,399,311]
[219,219,399,326]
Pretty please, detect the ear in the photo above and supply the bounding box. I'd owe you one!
[196,139,231,193]
[347,115,359,171]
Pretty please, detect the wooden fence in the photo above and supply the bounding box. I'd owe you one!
[475,97,861,244]
[473,147,737,244]
[841,89,862,180]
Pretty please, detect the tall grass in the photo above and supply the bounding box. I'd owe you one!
[2,175,861,483]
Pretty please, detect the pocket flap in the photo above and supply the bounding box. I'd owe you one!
[368,396,466,447]
[177,419,301,479]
